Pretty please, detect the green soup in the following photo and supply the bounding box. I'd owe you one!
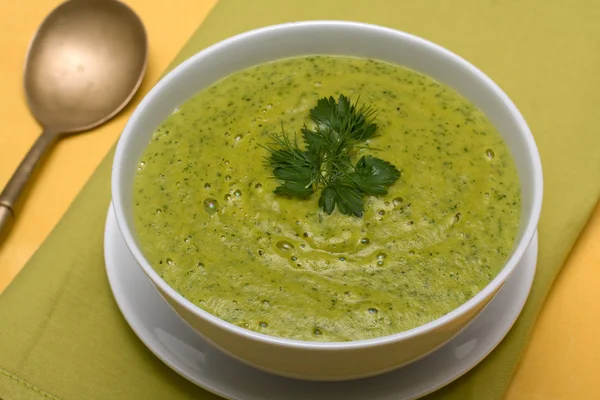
[133,56,521,342]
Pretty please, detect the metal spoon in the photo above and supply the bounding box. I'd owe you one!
[0,0,147,243]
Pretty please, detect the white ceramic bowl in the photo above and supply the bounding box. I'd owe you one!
[112,21,543,381]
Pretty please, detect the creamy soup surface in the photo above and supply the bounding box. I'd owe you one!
[133,56,521,342]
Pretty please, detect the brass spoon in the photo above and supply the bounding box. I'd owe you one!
[0,0,147,243]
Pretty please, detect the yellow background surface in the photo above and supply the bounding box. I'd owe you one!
[0,1,598,399]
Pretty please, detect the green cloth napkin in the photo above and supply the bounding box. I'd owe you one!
[1,0,599,399]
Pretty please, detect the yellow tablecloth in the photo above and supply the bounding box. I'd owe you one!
[0,1,598,399]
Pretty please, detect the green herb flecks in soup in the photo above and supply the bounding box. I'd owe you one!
[133,56,521,342]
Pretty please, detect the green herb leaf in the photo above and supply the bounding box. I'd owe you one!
[264,94,399,217]
[263,130,315,199]
[310,95,377,146]
[301,127,326,165]
[332,184,364,217]
[318,186,337,214]
[273,179,314,199]
[352,156,401,195]
[264,131,308,167]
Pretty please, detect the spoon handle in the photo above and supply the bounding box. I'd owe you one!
[0,129,58,243]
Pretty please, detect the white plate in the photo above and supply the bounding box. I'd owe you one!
[104,203,537,400]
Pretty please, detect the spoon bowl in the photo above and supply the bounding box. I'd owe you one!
[0,0,147,242]
[25,0,147,132]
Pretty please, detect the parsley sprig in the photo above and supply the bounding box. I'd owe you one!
[264,95,400,217]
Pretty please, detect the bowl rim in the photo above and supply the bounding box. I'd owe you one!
[112,20,544,350]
